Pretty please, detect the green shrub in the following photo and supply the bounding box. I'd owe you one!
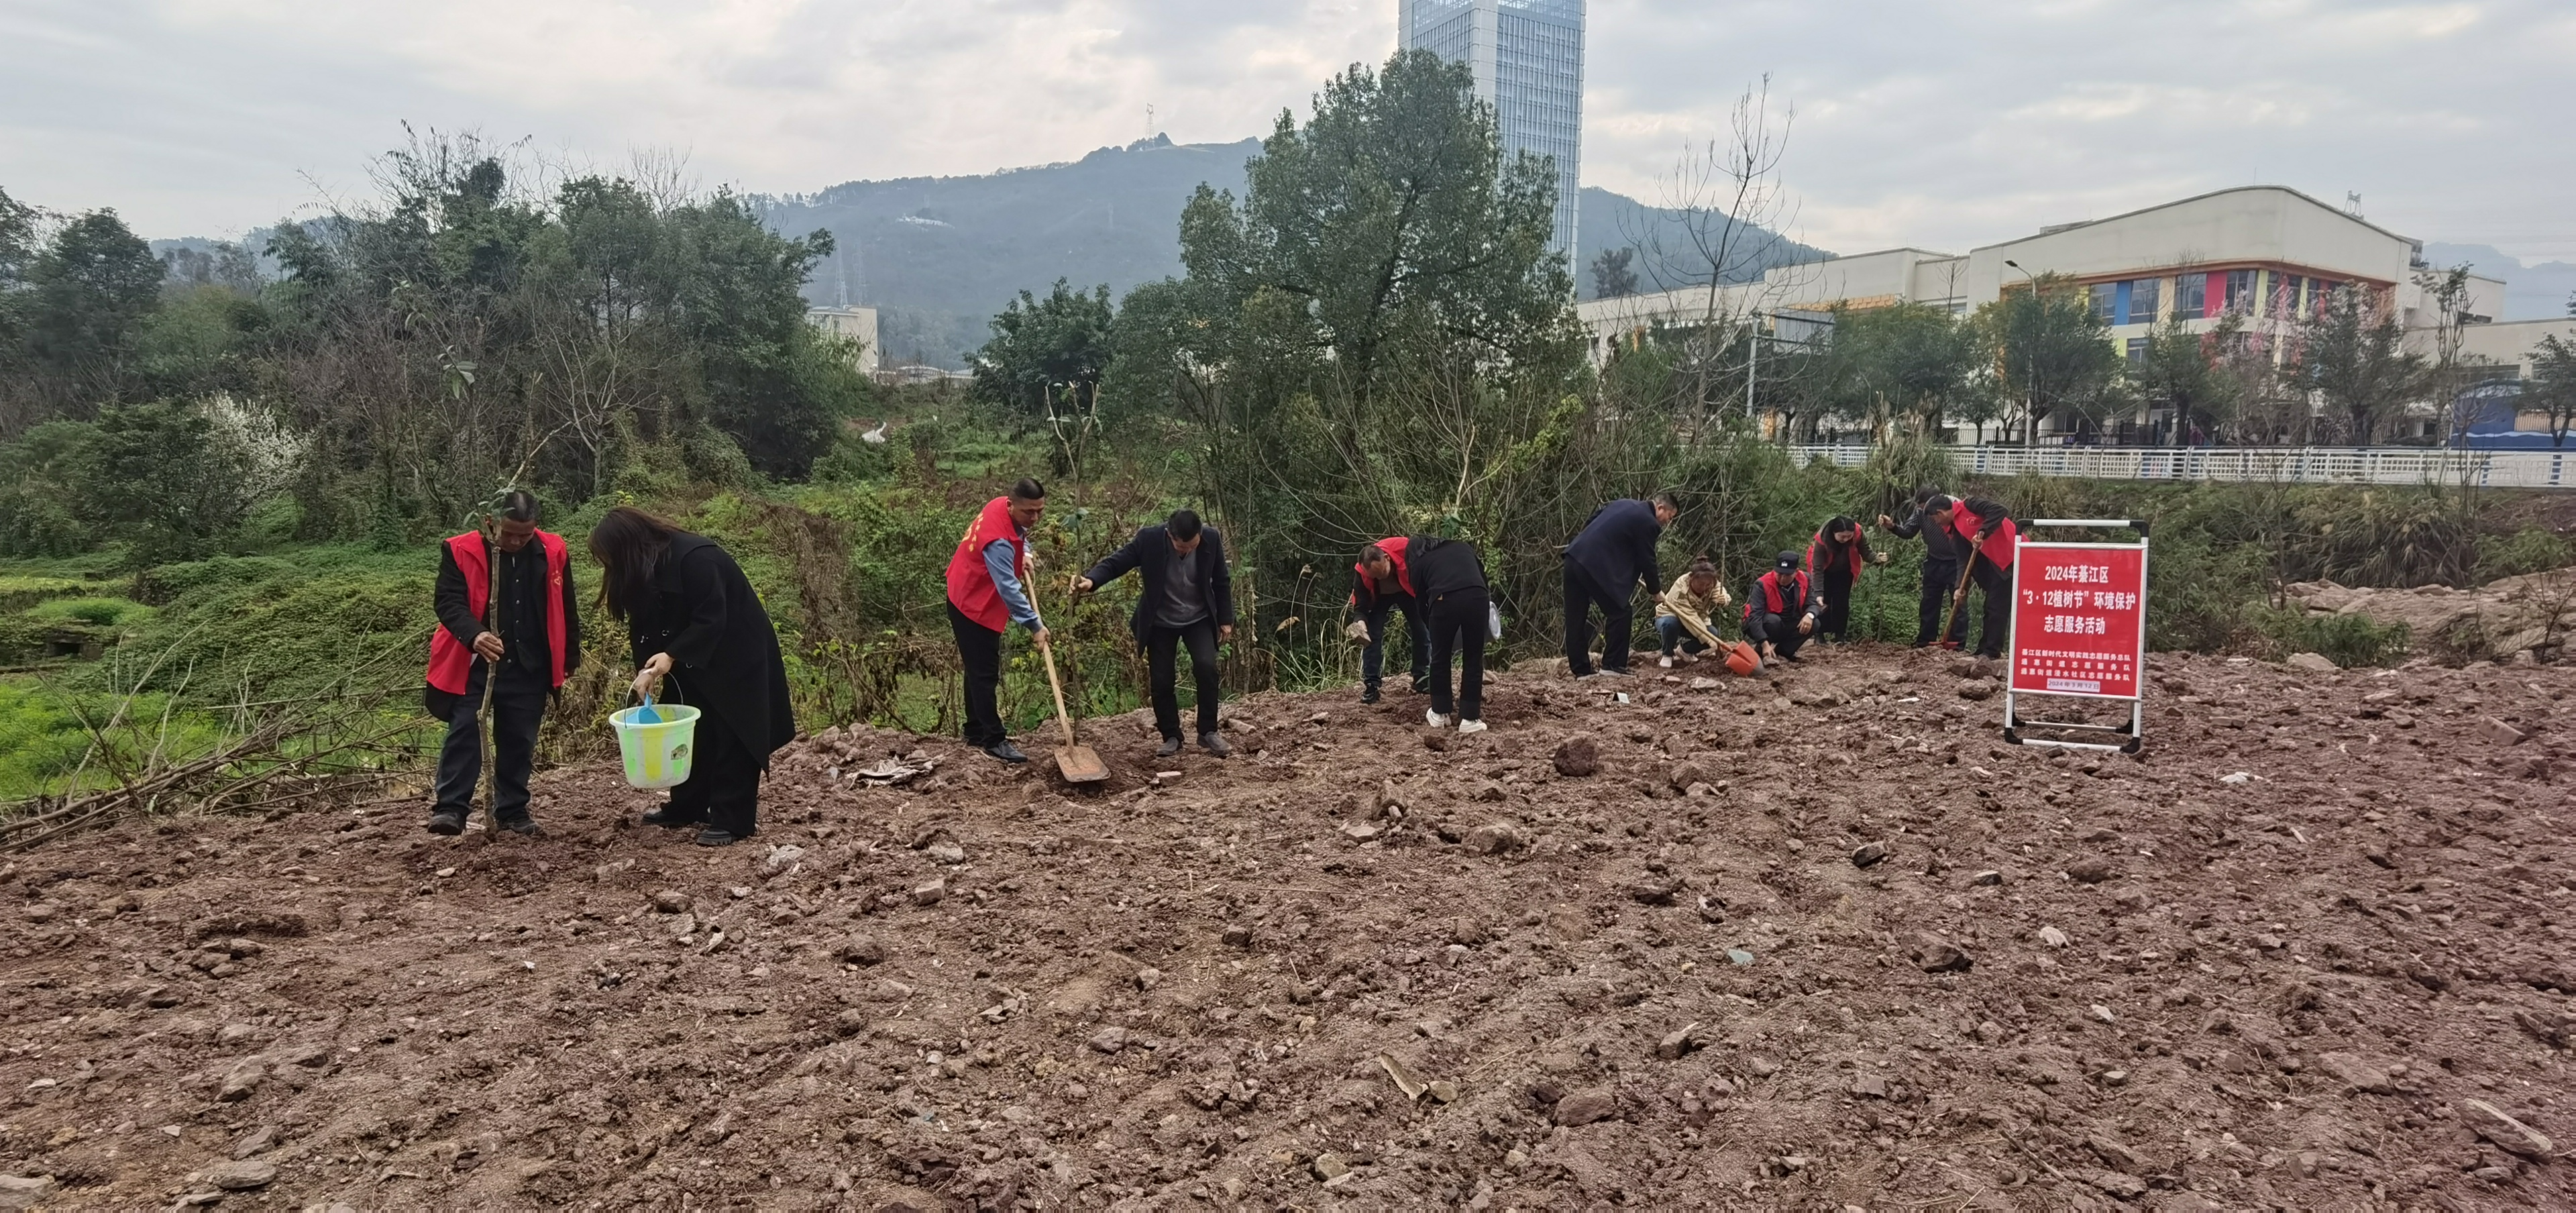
[2252,607,2410,668]
[24,596,149,627]
[2476,527,2574,582]
[0,681,97,796]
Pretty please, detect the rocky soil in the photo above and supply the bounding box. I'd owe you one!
[2289,569,2576,663]
[0,645,2569,1210]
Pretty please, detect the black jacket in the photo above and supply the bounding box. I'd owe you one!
[434,541,582,679]
[627,533,794,762]
[1887,503,1962,562]
[1082,524,1235,643]
[1564,499,1662,598]
[1407,536,1488,601]
[1741,570,1819,644]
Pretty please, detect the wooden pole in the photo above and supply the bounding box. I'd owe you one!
[478,518,501,833]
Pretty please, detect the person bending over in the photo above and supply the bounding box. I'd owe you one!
[1075,510,1236,757]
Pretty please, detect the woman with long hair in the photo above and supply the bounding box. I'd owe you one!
[1805,515,1881,643]
[591,507,793,847]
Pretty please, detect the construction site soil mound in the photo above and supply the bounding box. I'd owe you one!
[0,645,2569,1210]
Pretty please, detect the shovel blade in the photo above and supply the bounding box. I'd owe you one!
[1055,744,1110,784]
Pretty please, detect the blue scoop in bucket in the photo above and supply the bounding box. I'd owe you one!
[636,692,662,725]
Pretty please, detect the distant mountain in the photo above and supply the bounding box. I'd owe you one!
[137,138,1829,370]
[755,135,1262,369]
[1574,186,1830,301]
[2422,243,2576,322]
[757,140,1823,368]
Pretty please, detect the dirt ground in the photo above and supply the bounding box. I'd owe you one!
[0,643,2569,1211]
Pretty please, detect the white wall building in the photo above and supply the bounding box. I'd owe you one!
[1578,187,2529,440]
[805,305,880,375]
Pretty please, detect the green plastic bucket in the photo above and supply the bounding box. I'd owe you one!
[611,704,701,790]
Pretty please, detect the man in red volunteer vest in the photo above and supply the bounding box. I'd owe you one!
[947,478,1049,763]
[424,490,580,836]
[1346,537,1429,704]
[1742,550,1820,665]
[1938,495,2019,660]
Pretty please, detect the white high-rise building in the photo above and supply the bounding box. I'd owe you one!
[1398,0,1586,264]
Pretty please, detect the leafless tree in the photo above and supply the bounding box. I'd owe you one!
[1601,76,1821,429]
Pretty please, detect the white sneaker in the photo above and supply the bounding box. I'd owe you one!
[1658,655,1674,669]
[1456,719,1488,735]
[1425,710,1450,728]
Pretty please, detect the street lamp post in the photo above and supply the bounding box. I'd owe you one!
[2004,260,2042,448]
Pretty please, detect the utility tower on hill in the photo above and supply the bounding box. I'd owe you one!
[1397,0,1587,264]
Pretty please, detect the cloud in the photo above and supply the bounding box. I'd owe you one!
[0,0,2567,264]
[1585,0,2572,260]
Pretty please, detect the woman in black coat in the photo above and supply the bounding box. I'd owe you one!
[591,507,794,847]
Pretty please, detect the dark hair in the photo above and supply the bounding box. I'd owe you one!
[1925,494,1956,513]
[1688,557,1718,577]
[590,506,682,623]
[1167,509,1203,541]
[1010,478,1046,502]
[495,489,540,523]
[1824,515,1859,541]
[1651,492,1678,513]
[1359,544,1391,568]
[1913,484,1943,505]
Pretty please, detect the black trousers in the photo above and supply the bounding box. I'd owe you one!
[1751,613,1810,661]
[1561,561,1634,674]
[948,602,1007,748]
[662,713,761,837]
[1147,618,1222,740]
[1360,596,1428,691]
[1424,588,1489,721]
[1818,568,1856,641]
[1918,557,1962,646]
[1966,557,2013,659]
[433,660,547,821]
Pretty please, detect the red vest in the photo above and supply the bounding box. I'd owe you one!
[1805,531,1865,582]
[1951,504,2019,569]
[945,496,1028,632]
[1743,570,1810,622]
[1349,537,1416,606]
[426,530,570,694]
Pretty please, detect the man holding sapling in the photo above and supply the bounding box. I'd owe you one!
[424,490,580,836]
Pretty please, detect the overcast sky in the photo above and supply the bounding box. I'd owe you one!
[3,0,2569,264]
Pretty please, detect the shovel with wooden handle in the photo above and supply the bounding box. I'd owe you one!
[1036,617,1109,784]
[1657,592,1760,676]
[1654,593,1727,652]
[1938,581,1970,651]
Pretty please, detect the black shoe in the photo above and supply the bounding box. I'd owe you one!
[1782,651,1803,663]
[1199,732,1234,757]
[1157,736,1184,758]
[1407,677,1430,695]
[641,806,700,829]
[496,816,543,837]
[425,810,465,836]
[984,741,1029,764]
[694,828,741,847]
[1361,684,1381,704]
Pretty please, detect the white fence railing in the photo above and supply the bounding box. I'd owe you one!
[1785,445,2576,490]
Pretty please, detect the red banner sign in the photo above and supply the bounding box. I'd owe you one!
[2010,542,2147,700]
